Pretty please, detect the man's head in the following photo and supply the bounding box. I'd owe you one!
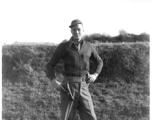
[69,19,84,41]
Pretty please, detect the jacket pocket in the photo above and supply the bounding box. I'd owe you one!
[81,55,89,70]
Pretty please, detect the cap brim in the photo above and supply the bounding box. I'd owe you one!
[69,23,82,28]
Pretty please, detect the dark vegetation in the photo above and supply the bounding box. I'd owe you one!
[2,32,149,120]
[83,30,149,43]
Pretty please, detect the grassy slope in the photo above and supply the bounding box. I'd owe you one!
[2,42,149,120]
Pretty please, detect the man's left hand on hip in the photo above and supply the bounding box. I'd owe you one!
[86,73,98,83]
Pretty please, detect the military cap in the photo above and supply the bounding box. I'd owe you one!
[69,19,83,28]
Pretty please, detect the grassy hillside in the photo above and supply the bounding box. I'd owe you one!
[2,42,149,120]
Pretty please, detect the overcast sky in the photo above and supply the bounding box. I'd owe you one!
[0,0,151,44]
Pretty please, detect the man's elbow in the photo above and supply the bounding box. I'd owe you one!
[97,58,103,73]
[100,58,103,68]
[46,62,52,78]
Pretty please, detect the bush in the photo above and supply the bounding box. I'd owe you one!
[95,42,149,84]
[83,32,150,43]
[2,42,149,120]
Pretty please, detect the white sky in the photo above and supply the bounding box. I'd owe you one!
[0,0,152,44]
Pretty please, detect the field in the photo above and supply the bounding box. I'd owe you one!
[2,41,149,120]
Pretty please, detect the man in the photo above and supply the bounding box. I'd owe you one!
[46,19,103,120]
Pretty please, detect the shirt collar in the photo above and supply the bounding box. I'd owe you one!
[69,37,84,46]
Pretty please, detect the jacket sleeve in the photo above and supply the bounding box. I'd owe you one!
[90,45,103,74]
[46,43,65,80]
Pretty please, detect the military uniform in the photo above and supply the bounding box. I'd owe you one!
[46,37,103,120]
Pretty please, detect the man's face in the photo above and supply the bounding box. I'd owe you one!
[70,24,84,41]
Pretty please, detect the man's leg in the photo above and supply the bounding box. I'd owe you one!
[78,82,97,120]
[60,83,79,120]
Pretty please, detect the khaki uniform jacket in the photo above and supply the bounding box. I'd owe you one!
[46,38,103,80]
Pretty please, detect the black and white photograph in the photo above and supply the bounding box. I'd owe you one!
[1,0,151,120]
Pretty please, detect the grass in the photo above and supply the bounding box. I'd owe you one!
[2,42,149,120]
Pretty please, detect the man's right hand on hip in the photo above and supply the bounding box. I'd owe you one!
[52,79,61,89]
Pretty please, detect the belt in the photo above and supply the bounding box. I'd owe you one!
[64,76,86,82]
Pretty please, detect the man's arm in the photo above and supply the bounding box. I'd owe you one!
[46,43,65,80]
[87,44,103,83]
[91,45,103,75]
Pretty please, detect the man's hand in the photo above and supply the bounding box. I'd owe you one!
[52,78,61,89]
[86,73,98,84]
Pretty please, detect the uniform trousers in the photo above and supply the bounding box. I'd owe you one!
[60,77,97,120]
